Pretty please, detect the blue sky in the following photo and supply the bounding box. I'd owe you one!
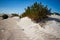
[0,0,60,14]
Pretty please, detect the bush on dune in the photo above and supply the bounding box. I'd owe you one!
[20,2,51,22]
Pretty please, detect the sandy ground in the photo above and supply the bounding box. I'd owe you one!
[0,17,30,40]
[0,15,60,40]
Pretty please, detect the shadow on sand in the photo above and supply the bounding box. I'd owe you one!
[47,17,60,23]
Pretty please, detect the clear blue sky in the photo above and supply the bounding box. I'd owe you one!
[0,0,60,14]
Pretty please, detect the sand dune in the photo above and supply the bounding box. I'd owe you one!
[0,15,60,40]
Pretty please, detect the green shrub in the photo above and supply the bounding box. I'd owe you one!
[2,14,8,19]
[20,2,51,22]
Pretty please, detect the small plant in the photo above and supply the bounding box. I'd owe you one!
[2,14,8,19]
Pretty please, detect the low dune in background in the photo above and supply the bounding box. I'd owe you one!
[0,15,60,40]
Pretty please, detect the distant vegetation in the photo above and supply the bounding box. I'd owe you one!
[50,12,60,16]
[12,13,19,17]
[20,2,51,22]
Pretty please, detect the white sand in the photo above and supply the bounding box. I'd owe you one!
[0,15,60,40]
